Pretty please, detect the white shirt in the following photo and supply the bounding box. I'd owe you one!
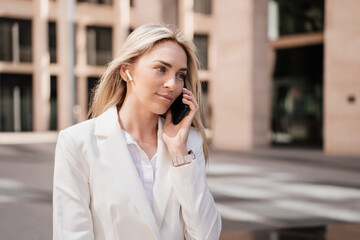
[121,129,157,209]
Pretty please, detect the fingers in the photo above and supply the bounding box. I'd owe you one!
[182,88,199,114]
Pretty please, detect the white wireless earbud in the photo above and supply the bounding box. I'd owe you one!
[125,70,133,81]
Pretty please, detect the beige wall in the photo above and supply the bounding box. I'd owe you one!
[212,0,270,150]
[131,0,162,28]
[324,0,360,155]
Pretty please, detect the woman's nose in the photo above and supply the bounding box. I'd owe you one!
[163,76,176,90]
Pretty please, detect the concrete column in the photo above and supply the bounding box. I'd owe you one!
[57,0,76,130]
[76,23,88,122]
[33,0,50,131]
[252,0,272,147]
[178,0,194,40]
[212,0,270,150]
[324,0,360,155]
[113,0,130,56]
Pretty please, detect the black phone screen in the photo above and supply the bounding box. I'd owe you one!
[171,94,190,125]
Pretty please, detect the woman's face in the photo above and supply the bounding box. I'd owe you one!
[125,41,188,115]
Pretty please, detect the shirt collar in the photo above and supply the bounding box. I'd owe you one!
[122,129,136,145]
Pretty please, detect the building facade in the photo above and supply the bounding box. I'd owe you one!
[0,0,359,155]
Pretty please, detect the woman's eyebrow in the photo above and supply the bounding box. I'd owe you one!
[154,60,187,72]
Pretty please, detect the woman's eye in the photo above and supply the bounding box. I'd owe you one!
[176,72,186,81]
[156,66,166,73]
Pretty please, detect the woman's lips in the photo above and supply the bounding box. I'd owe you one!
[157,94,173,103]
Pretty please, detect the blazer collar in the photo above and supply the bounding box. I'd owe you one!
[94,106,173,236]
[94,106,119,137]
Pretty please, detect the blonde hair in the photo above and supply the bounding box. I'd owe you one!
[88,24,208,161]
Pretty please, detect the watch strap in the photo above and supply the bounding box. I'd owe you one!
[171,150,195,167]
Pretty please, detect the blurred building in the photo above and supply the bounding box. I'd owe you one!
[0,0,359,155]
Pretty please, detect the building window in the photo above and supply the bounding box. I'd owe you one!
[271,0,324,36]
[49,22,57,63]
[193,34,209,70]
[129,28,134,35]
[0,74,33,132]
[87,77,99,109]
[0,18,32,62]
[271,44,323,146]
[50,76,57,130]
[200,81,211,129]
[194,0,212,14]
[77,0,113,5]
[87,26,112,66]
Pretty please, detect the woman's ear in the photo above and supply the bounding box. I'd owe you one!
[119,66,130,81]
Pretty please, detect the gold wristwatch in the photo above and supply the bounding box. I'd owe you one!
[171,150,195,167]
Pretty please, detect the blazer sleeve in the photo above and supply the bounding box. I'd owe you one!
[169,131,222,240]
[53,130,94,240]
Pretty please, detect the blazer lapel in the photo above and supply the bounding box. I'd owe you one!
[152,118,173,227]
[94,107,161,239]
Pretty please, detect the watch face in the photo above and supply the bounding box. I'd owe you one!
[188,150,195,159]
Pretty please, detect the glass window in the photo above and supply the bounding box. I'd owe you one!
[271,44,323,146]
[49,22,57,63]
[77,0,113,5]
[87,77,99,109]
[50,76,57,130]
[129,28,134,35]
[18,20,32,62]
[273,0,324,36]
[200,81,211,129]
[0,18,32,62]
[193,34,209,70]
[87,26,112,66]
[0,74,33,132]
[0,19,13,61]
[194,0,211,14]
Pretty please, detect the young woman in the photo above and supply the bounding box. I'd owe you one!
[53,24,221,240]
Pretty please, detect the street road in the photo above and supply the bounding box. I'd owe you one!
[1,141,360,239]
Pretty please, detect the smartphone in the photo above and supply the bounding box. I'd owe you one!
[171,93,190,125]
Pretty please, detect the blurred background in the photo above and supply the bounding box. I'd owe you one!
[0,0,360,239]
[0,0,359,155]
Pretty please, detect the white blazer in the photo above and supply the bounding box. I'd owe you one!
[53,106,221,240]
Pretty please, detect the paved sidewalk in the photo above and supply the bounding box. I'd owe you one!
[0,134,360,239]
[207,148,360,233]
[0,131,58,145]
